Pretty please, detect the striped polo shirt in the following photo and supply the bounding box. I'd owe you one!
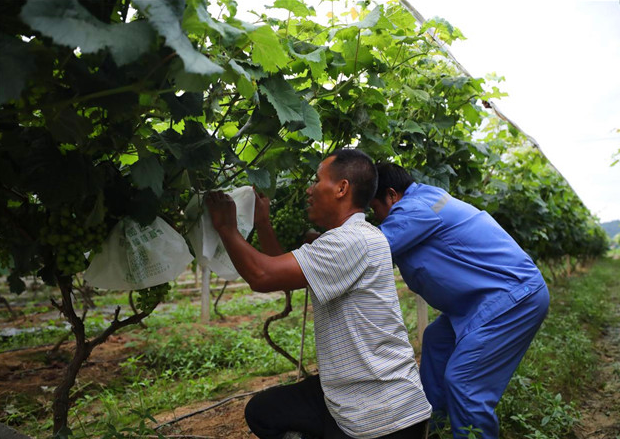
[292,213,431,438]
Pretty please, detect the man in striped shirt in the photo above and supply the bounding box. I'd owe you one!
[205,149,431,439]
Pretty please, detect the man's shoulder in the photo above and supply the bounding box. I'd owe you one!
[396,184,454,216]
[338,218,387,242]
[318,220,373,246]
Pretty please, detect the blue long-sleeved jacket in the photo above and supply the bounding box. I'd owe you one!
[379,183,546,340]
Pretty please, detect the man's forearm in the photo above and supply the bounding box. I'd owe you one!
[217,226,272,289]
[215,226,307,293]
[255,222,285,256]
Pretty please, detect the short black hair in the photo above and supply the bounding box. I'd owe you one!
[374,162,414,199]
[327,149,378,209]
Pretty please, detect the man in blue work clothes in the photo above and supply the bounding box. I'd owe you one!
[369,163,550,439]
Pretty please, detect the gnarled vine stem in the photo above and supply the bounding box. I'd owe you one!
[262,290,309,378]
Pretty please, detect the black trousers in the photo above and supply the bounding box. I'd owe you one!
[245,375,429,439]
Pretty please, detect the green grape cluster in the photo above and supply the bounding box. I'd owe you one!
[40,206,108,275]
[271,205,311,252]
[135,282,171,313]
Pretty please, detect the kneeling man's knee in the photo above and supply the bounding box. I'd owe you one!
[245,392,271,435]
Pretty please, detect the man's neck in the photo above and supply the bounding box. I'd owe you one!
[325,208,365,230]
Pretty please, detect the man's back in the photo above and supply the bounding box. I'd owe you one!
[380,183,545,337]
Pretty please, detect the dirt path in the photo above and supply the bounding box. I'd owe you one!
[574,302,620,439]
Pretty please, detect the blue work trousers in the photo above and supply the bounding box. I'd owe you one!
[420,286,549,439]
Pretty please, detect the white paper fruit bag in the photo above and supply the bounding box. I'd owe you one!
[186,186,255,281]
[84,216,193,290]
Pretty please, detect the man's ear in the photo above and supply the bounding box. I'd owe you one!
[335,179,350,199]
[387,188,402,204]
[387,187,398,202]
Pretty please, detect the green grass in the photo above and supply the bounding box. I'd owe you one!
[3,259,619,439]
[495,257,620,439]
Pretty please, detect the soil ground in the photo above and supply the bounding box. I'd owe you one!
[4,321,620,439]
[0,329,312,439]
[0,275,312,439]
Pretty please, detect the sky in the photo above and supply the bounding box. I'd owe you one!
[232,0,620,223]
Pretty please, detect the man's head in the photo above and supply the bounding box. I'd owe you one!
[306,149,377,229]
[370,162,414,222]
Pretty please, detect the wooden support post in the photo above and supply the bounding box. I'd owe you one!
[195,264,200,289]
[416,294,428,346]
[201,267,211,324]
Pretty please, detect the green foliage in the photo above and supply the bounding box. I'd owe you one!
[502,379,578,439]
[470,119,608,264]
[20,0,155,67]
[496,258,620,438]
[1,0,604,292]
[100,408,163,439]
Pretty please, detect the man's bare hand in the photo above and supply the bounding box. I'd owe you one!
[205,191,237,232]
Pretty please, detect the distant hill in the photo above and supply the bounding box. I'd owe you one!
[601,220,620,238]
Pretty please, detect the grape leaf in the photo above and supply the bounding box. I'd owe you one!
[20,0,154,66]
[247,168,271,189]
[161,91,204,122]
[402,120,425,134]
[288,42,328,78]
[184,2,245,46]
[403,86,430,103]
[226,59,255,98]
[329,6,383,39]
[22,147,102,207]
[237,75,256,99]
[176,121,220,171]
[228,59,252,82]
[368,72,385,88]
[300,101,322,141]
[43,107,93,145]
[134,0,224,76]
[288,42,325,63]
[248,25,289,73]
[131,155,165,197]
[350,6,382,29]
[341,39,374,75]
[462,102,482,126]
[268,0,315,18]
[259,76,303,125]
